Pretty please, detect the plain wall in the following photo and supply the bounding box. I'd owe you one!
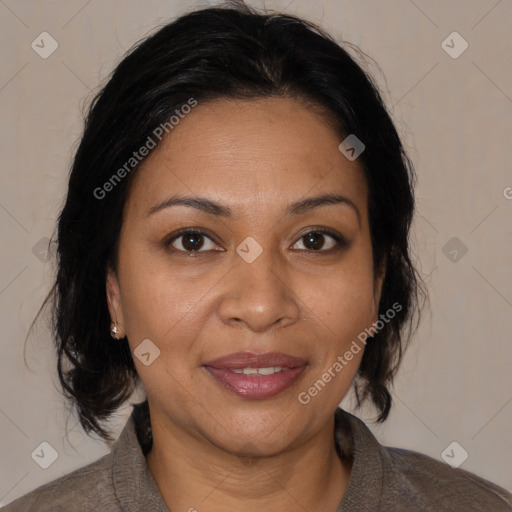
[1,0,511,506]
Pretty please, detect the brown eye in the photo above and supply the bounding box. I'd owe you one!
[167,230,219,253]
[292,229,347,252]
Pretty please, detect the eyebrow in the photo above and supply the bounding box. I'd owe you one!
[146,193,360,225]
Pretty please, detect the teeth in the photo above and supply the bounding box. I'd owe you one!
[230,366,285,376]
[255,366,284,375]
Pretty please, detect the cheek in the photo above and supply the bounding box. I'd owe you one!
[117,245,208,350]
[305,256,377,336]
[123,278,205,345]
[120,270,206,395]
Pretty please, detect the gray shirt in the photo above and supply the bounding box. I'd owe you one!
[2,407,511,511]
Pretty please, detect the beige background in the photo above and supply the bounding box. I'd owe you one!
[1,0,511,506]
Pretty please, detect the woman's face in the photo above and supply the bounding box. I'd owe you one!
[107,96,384,456]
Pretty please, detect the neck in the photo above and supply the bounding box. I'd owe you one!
[146,413,351,512]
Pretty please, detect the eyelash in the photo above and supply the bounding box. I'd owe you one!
[164,227,348,256]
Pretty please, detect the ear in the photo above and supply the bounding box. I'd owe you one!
[371,256,387,323]
[106,265,125,334]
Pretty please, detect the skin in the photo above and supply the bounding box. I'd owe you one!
[106,96,385,512]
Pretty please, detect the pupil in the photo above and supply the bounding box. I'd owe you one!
[183,233,203,251]
[305,232,324,250]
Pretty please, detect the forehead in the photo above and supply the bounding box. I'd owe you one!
[126,97,367,218]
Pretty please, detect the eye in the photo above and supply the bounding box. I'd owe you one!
[166,229,221,254]
[291,229,346,252]
[165,227,347,255]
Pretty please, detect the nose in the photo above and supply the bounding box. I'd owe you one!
[217,245,301,333]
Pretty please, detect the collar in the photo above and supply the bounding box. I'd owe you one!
[112,412,169,511]
[335,407,385,511]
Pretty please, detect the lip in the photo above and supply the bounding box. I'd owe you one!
[204,365,307,399]
[203,351,308,399]
[203,351,307,369]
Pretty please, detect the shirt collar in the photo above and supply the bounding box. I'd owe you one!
[335,407,386,511]
[112,411,169,511]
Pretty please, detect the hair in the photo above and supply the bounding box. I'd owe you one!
[28,0,426,452]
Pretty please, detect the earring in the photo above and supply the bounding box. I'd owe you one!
[110,321,122,339]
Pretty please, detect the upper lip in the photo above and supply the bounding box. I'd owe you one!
[203,351,307,369]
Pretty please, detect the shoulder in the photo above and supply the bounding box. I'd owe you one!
[337,408,512,511]
[1,450,120,511]
[384,446,512,511]
[1,412,160,512]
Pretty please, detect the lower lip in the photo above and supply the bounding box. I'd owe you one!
[204,365,307,399]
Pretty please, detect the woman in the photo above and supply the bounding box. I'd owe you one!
[4,1,511,511]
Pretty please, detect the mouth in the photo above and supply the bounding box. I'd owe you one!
[203,352,308,399]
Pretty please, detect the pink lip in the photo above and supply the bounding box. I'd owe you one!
[203,351,308,399]
[204,351,307,369]
[204,366,307,399]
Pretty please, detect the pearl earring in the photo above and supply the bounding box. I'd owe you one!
[110,321,122,339]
